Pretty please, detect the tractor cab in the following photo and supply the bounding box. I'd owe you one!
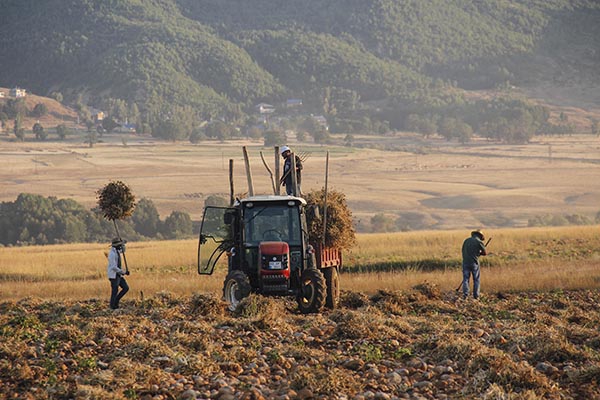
[198,195,324,312]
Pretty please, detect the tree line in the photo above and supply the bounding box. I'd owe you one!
[0,194,195,246]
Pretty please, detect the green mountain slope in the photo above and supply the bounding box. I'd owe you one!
[0,0,283,118]
[0,0,598,130]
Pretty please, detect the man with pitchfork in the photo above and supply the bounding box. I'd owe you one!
[461,230,488,300]
[279,145,303,196]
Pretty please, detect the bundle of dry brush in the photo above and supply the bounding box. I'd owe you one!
[305,188,356,250]
[96,180,136,221]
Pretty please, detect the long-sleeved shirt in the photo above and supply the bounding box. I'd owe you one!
[107,247,125,279]
[462,236,486,267]
[282,154,303,186]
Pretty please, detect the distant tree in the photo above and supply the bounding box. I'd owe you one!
[85,131,97,148]
[5,98,27,119]
[344,134,354,147]
[550,215,569,226]
[32,103,48,118]
[247,126,263,140]
[299,117,321,135]
[591,119,599,136]
[205,121,233,141]
[189,127,206,143]
[76,104,91,126]
[455,121,474,144]
[438,117,458,141]
[0,194,91,245]
[296,130,307,142]
[406,114,437,137]
[565,214,592,225]
[162,210,193,239]
[50,92,63,103]
[322,87,337,116]
[559,112,568,122]
[371,213,395,232]
[312,129,330,144]
[263,130,285,146]
[14,115,24,141]
[205,194,228,207]
[56,124,69,140]
[128,102,140,124]
[131,198,161,237]
[85,119,95,132]
[33,122,47,140]
[101,116,120,133]
[0,112,7,130]
[100,98,128,122]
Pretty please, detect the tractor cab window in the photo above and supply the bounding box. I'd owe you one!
[244,204,301,246]
[201,207,234,242]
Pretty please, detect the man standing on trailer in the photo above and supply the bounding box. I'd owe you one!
[461,230,487,300]
[279,145,303,196]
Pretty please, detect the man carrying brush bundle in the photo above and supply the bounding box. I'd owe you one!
[107,237,129,309]
[461,230,488,300]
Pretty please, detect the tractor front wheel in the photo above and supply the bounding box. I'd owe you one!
[323,267,340,309]
[223,270,251,311]
[297,268,326,314]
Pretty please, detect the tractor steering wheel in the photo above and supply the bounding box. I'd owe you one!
[262,229,282,241]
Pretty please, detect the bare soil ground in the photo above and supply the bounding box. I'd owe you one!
[2,288,599,399]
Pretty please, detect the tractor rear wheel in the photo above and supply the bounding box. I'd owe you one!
[323,267,340,309]
[297,268,326,314]
[223,270,251,311]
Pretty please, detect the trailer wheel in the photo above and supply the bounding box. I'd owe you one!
[323,267,340,309]
[297,269,326,314]
[223,270,251,311]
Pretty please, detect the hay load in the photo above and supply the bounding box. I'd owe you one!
[304,188,356,250]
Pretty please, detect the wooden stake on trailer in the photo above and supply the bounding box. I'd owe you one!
[275,146,281,195]
[290,151,298,196]
[322,151,329,246]
[242,146,254,197]
[229,159,234,206]
[260,151,277,195]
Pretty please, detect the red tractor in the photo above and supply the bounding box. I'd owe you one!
[197,195,342,313]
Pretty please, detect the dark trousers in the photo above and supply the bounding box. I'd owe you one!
[285,182,301,196]
[109,276,129,309]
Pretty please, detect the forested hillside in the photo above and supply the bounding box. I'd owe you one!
[0,0,598,139]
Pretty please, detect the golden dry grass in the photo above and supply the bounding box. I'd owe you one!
[2,225,599,301]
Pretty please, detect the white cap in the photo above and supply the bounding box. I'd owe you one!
[280,145,291,155]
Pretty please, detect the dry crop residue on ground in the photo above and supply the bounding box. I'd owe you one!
[2,287,600,399]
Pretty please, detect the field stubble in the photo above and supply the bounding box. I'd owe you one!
[2,224,600,398]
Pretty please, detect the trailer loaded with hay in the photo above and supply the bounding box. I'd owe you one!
[197,147,354,313]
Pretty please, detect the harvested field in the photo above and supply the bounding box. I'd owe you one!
[1,288,600,399]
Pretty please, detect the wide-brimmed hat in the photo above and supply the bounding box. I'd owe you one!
[111,238,127,247]
[471,230,484,239]
[280,145,291,155]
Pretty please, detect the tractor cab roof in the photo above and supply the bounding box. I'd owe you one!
[238,195,306,206]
